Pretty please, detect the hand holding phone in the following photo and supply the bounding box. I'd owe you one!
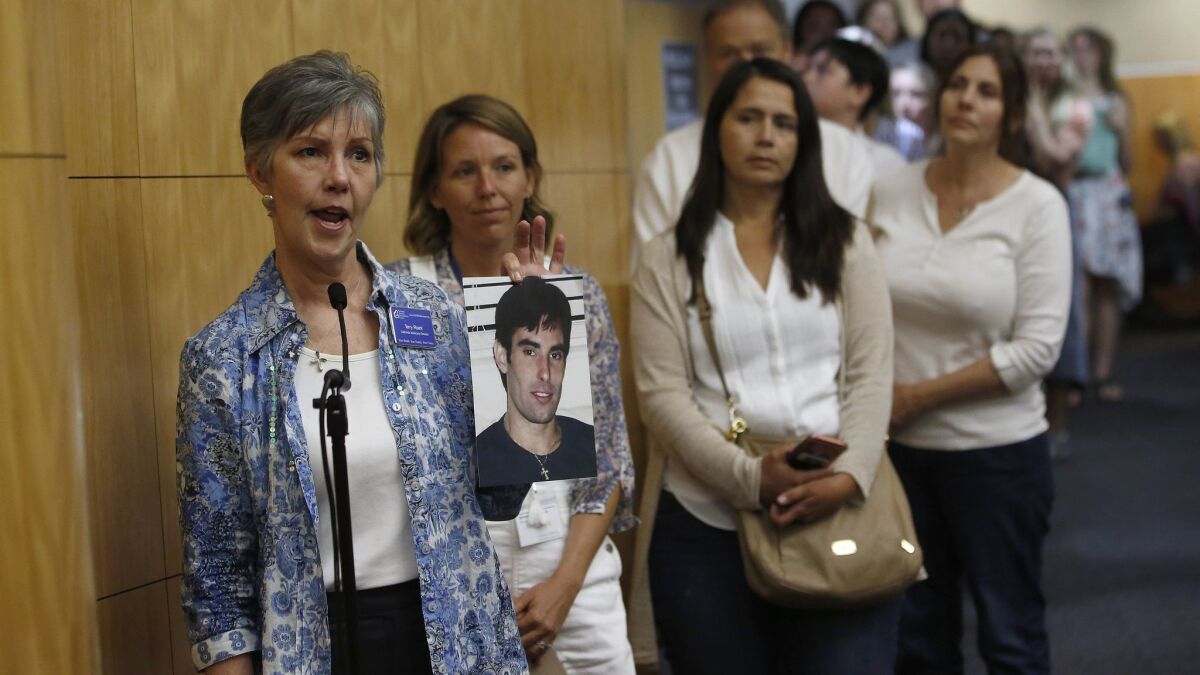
[786,435,847,471]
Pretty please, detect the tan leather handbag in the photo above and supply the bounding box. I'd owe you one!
[694,274,923,608]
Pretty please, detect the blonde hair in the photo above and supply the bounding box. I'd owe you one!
[405,95,554,255]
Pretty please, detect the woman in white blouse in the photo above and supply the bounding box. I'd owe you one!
[869,44,1071,674]
[630,57,897,674]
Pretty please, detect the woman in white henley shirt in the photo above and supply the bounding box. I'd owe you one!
[870,45,1070,675]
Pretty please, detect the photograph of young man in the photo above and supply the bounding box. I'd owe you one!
[476,276,596,486]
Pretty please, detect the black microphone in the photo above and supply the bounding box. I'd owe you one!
[328,282,352,391]
[328,282,347,310]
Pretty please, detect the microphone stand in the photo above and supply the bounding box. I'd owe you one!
[314,282,359,674]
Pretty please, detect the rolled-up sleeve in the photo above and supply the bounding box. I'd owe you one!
[989,196,1072,392]
[176,340,260,670]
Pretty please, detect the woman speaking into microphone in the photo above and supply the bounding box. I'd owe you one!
[175,51,552,674]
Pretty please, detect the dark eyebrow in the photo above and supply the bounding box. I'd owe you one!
[518,337,567,353]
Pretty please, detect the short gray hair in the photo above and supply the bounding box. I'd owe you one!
[241,51,386,185]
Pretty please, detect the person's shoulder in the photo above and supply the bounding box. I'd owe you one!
[557,414,595,435]
[385,267,453,309]
[642,119,703,167]
[184,260,278,363]
[871,138,908,171]
[477,417,508,443]
[660,119,703,150]
[556,415,596,466]
[475,418,518,464]
[184,301,249,367]
[872,159,926,197]
[384,256,413,276]
[562,263,607,292]
[1017,169,1068,209]
[819,119,868,157]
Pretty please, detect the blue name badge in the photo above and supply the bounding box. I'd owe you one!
[390,307,437,349]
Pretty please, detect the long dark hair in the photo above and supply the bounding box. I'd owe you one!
[676,57,852,304]
[935,43,1029,166]
[1069,26,1122,95]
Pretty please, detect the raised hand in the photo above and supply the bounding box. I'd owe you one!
[501,215,567,282]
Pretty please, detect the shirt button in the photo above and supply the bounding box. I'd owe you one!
[391,402,402,412]
[605,542,614,553]
[420,544,432,555]
[396,386,405,394]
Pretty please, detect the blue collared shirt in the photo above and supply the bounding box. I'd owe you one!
[176,242,529,674]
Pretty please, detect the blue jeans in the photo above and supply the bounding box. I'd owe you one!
[648,490,901,675]
[891,435,1054,675]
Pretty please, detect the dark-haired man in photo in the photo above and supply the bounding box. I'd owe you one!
[476,277,597,486]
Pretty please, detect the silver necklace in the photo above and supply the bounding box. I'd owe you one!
[530,452,550,480]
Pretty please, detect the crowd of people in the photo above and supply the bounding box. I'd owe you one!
[174,1,1178,674]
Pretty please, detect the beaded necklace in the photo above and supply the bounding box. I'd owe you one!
[268,353,278,451]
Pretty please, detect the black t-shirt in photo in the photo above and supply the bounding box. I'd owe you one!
[475,414,597,487]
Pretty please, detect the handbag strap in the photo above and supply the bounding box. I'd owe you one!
[692,272,748,442]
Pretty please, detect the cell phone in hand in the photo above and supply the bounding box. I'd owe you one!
[786,435,848,471]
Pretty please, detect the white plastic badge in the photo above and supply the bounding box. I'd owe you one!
[515,484,566,547]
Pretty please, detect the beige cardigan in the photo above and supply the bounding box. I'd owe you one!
[626,221,894,665]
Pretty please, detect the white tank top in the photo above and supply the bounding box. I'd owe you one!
[295,347,418,589]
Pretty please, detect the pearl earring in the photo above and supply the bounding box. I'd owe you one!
[261,194,276,213]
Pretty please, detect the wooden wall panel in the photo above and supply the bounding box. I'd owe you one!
[624,0,708,175]
[0,157,98,672]
[291,0,423,175]
[1121,73,1200,221]
[166,576,199,674]
[72,179,165,597]
[131,0,293,175]
[63,0,140,176]
[96,582,174,675]
[540,173,630,289]
[141,177,276,574]
[417,0,530,119]
[0,1,64,154]
[524,0,627,172]
[359,174,414,266]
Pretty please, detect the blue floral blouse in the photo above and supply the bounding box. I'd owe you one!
[388,249,636,532]
[176,243,530,674]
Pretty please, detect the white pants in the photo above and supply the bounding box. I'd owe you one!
[487,481,635,675]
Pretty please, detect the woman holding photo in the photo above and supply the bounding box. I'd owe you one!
[390,94,636,674]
